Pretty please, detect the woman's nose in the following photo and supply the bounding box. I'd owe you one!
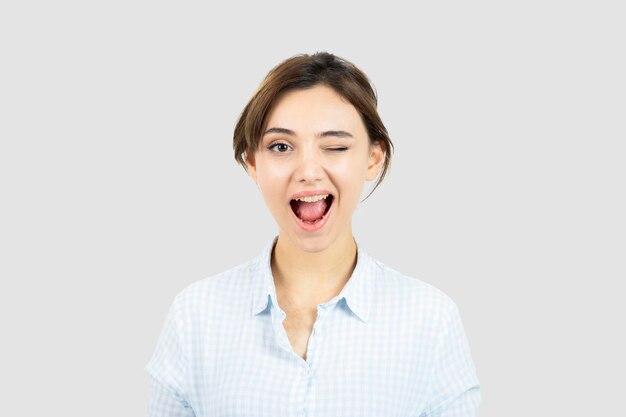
[295,149,325,183]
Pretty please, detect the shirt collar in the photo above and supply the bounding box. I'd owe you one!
[251,235,376,323]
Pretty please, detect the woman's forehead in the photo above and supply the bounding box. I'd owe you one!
[264,86,365,136]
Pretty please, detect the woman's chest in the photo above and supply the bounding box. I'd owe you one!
[188,314,433,417]
[281,310,316,360]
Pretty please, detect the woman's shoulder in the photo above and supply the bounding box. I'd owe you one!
[171,256,260,311]
[368,255,459,313]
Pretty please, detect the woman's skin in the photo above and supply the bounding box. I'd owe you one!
[246,84,385,313]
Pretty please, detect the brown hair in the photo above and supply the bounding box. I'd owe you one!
[233,51,394,201]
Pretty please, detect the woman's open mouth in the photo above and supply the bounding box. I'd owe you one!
[289,194,334,231]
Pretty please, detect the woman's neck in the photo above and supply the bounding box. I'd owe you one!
[271,232,358,310]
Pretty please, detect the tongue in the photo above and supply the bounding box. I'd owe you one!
[293,199,328,222]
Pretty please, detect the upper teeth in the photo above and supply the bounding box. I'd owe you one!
[295,194,329,203]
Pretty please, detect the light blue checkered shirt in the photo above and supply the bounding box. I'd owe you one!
[145,236,481,416]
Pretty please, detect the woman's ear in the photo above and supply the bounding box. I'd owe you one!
[366,140,385,181]
[245,149,258,183]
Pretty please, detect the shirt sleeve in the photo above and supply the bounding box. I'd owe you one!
[423,300,482,417]
[144,294,196,417]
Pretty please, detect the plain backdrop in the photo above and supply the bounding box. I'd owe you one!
[1,1,624,416]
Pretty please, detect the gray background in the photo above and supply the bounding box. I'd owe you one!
[1,1,624,416]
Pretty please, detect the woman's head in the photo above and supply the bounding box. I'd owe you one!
[233,52,393,198]
[232,52,394,250]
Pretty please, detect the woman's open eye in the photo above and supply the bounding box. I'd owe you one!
[268,143,291,153]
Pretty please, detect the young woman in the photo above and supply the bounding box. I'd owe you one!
[145,52,481,416]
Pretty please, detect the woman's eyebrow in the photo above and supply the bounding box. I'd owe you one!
[263,127,354,139]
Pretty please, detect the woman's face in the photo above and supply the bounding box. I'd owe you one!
[247,84,384,253]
